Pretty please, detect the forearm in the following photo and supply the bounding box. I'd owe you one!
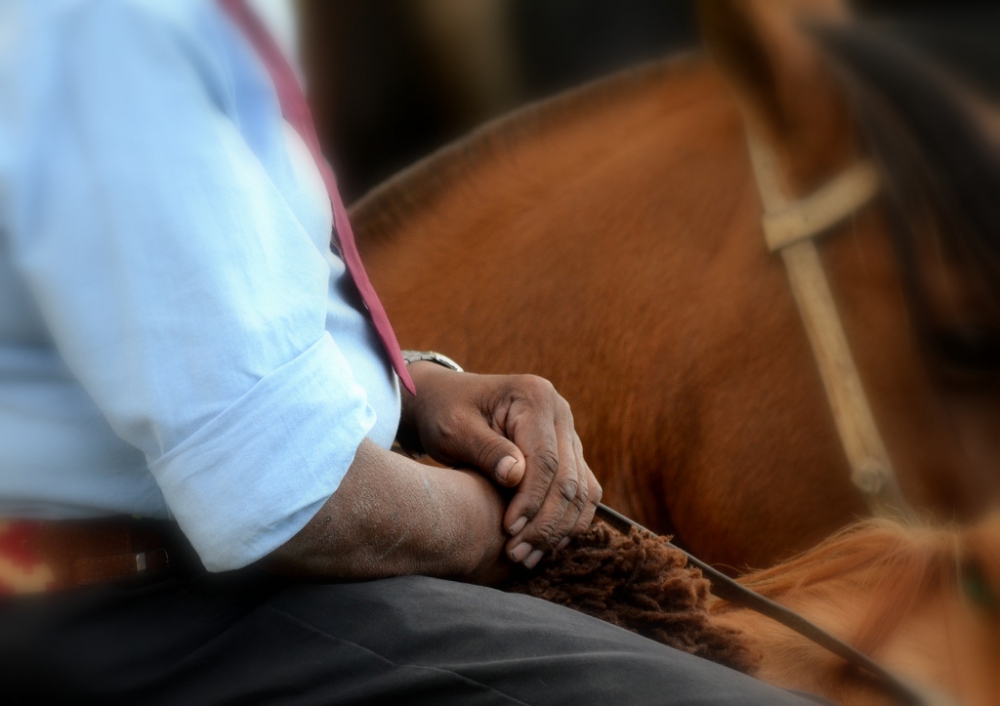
[261,438,509,583]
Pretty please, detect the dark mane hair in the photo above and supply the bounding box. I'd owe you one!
[814,25,1000,308]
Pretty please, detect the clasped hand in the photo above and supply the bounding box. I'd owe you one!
[398,362,602,570]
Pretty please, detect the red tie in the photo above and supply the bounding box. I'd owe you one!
[219,0,415,395]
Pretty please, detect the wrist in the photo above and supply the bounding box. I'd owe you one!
[396,352,465,457]
[438,468,509,584]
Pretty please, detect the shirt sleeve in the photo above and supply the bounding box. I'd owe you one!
[3,0,376,570]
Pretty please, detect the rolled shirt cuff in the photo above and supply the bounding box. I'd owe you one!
[149,334,376,571]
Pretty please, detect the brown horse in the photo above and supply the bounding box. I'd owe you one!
[352,0,1000,570]
[511,513,1000,706]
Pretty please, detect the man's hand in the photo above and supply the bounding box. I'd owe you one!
[398,363,602,569]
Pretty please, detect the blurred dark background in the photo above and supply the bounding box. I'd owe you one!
[298,0,1000,203]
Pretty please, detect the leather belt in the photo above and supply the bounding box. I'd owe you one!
[0,517,198,595]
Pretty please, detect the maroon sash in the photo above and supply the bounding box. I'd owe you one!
[219,0,415,394]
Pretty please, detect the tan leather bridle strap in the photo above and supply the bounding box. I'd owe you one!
[762,161,880,251]
[746,133,915,520]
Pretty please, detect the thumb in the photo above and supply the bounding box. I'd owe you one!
[491,447,526,487]
[459,423,526,488]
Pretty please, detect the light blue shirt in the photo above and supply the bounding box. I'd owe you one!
[0,0,401,571]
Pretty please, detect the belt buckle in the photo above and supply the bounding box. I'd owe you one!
[135,548,170,573]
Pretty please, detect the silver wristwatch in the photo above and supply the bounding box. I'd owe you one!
[401,350,464,373]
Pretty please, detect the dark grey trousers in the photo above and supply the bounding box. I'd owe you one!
[1,568,824,705]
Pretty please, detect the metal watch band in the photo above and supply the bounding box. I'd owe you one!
[400,350,464,373]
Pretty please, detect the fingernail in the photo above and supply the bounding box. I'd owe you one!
[495,455,517,483]
[556,537,571,551]
[524,549,545,569]
[510,542,532,563]
[508,516,527,536]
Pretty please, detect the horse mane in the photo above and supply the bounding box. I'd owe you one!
[717,517,977,656]
[349,53,704,247]
[815,25,1000,308]
[503,522,763,674]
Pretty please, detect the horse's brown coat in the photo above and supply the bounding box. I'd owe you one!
[353,1,1000,570]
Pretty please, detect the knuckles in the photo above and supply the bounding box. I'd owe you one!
[556,476,583,508]
[508,374,559,406]
[525,515,565,548]
[532,447,561,481]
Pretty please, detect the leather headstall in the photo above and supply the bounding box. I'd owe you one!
[746,132,915,521]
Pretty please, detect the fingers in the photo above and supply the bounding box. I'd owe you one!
[572,461,602,538]
[505,450,597,569]
[500,379,599,568]
[503,430,577,554]
[567,434,602,540]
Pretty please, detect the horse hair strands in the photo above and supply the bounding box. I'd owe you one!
[502,522,762,674]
